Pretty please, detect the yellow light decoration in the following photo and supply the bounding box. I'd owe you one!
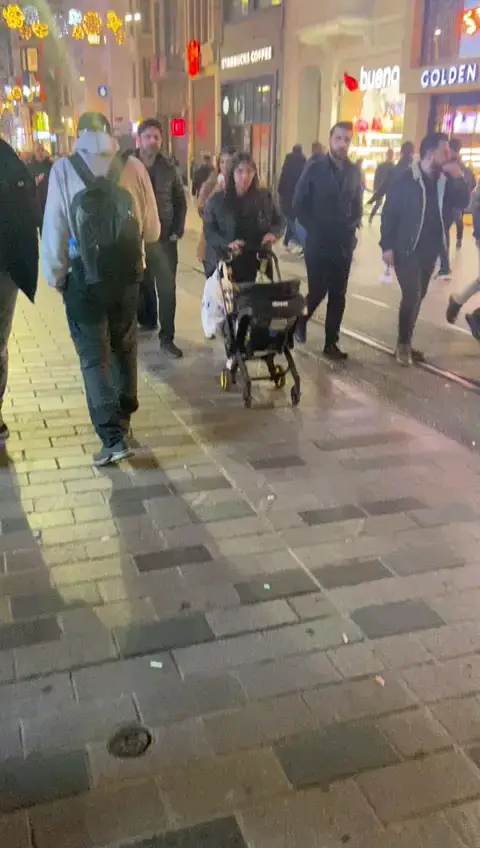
[2,5,25,29]
[106,10,121,32]
[72,23,84,39]
[19,23,32,39]
[82,10,102,35]
[32,21,48,38]
[6,92,14,101]
[11,86,22,100]
[115,27,125,44]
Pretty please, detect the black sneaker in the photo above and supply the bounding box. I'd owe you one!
[411,348,425,363]
[436,269,452,281]
[456,241,462,250]
[93,441,134,467]
[466,312,480,341]
[0,421,9,441]
[324,343,348,361]
[446,295,461,324]
[161,339,183,359]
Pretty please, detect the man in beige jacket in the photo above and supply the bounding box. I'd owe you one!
[42,112,160,466]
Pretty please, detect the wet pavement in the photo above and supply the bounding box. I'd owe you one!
[1,253,480,846]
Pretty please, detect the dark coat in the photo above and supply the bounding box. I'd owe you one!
[373,160,395,194]
[277,149,307,217]
[370,155,412,205]
[293,153,363,255]
[380,159,470,259]
[193,163,214,197]
[203,186,284,275]
[28,156,53,214]
[0,140,39,302]
[135,151,186,242]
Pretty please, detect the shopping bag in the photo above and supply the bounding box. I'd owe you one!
[201,266,225,337]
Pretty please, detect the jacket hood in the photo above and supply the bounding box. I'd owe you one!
[411,157,446,189]
[74,130,118,157]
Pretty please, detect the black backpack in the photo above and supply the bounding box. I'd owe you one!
[69,152,142,287]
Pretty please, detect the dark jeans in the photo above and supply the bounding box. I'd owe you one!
[64,276,139,448]
[140,240,178,340]
[394,251,436,345]
[283,217,296,247]
[454,208,464,245]
[438,229,451,274]
[303,247,353,346]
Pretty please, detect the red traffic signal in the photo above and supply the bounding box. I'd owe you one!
[170,117,186,137]
[186,40,200,78]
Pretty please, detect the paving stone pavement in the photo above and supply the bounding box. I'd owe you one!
[1,270,480,846]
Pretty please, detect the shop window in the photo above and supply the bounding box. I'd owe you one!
[421,0,463,65]
[142,56,153,98]
[223,0,280,22]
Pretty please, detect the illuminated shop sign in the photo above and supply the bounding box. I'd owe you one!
[463,7,480,36]
[359,65,400,91]
[221,46,273,71]
[420,62,478,88]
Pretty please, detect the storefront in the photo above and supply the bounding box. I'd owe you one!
[220,12,282,184]
[338,59,405,190]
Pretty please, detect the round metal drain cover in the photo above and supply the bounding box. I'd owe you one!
[107,723,153,759]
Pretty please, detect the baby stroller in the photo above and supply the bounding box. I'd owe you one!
[218,249,305,408]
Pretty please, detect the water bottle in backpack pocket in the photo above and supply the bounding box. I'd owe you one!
[69,152,143,288]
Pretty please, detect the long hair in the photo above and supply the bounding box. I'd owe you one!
[225,151,259,208]
[216,145,235,175]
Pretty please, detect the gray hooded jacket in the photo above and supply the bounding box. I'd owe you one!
[41,131,160,289]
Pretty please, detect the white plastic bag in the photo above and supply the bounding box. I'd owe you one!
[201,266,225,337]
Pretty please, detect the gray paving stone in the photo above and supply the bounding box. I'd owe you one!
[429,589,480,623]
[206,599,298,637]
[377,707,452,757]
[136,675,246,725]
[351,600,445,639]
[0,616,61,650]
[276,722,399,787]
[14,631,117,679]
[236,652,340,699]
[0,673,75,719]
[191,500,255,523]
[303,677,417,724]
[250,455,306,470]
[235,569,318,604]
[110,483,170,504]
[114,613,215,658]
[145,496,193,528]
[171,475,232,494]
[4,550,45,573]
[73,654,179,700]
[409,502,478,528]
[344,816,468,848]
[157,748,291,823]
[401,656,480,702]
[315,557,393,590]
[382,544,465,576]
[238,781,381,848]
[357,750,480,823]
[369,633,433,670]
[417,622,480,660]
[446,800,480,847]
[0,721,23,760]
[300,505,366,525]
[360,497,426,516]
[29,779,167,848]
[328,642,386,678]
[288,592,339,620]
[0,650,14,683]
[432,695,480,743]
[134,544,213,572]
[121,817,247,848]
[0,812,31,848]
[151,583,241,619]
[0,749,90,812]
[315,431,410,450]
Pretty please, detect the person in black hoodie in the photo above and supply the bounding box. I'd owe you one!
[381,131,469,365]
[278,144,306,248]
[136,118,187,358]
[27,143,53,230]
[0,140,39,439]
[293,121,362,360]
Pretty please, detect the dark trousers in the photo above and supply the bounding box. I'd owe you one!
[439,229,451,274]
[454,208,464,245]
[64,278,139,448]
[394,251,436,345]
[304,248,353,346]
[283,217,296,247]
[139,240,178,340]
[368,197,383,222]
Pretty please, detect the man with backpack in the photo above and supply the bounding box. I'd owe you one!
[0,140,40,440]
[42,112,160,466]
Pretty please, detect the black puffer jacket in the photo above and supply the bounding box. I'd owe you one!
[0,140,39,301]
[135,151,186,242]
[380,159,470,259]
[278,149,306,217]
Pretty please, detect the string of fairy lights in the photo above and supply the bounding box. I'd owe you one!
[1,4,125,44]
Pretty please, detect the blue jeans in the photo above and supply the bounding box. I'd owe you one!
[64,275,139,447]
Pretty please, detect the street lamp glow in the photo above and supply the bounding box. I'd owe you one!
[125,12,141,21]
[79,75,85,81]
[434,28,442,35]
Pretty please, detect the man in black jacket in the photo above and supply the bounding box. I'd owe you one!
[0,140,39,439]
[293,121,362,360]
[136,119,187,358]
[368,141,415,213]
[368,149,395,224]
[278,144,306,248]
[381,131,469,366]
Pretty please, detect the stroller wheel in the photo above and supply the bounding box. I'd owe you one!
[273,365,286,389]
[220,369,232,392]
[290,385,301,406]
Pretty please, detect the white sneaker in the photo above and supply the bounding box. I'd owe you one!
[380,264,392,284]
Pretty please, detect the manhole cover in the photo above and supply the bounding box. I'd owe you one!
[107,723,153,759]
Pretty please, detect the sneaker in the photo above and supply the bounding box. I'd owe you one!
[446,295,461,324]
[396,343,413,366]
[466,312,480,341]
[324,343,348,361]
[411,348,425,363]
[436,269,452,281]
[93,441,134,467]
[160,339,183,359]
[456,240,462,250]
[0,420,9,441]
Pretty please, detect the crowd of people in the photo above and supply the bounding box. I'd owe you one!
[0,109,478,466]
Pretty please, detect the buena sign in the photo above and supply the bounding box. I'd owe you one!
[421,62,478,88]
[359,65,400,91]
[221,46,273,71]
